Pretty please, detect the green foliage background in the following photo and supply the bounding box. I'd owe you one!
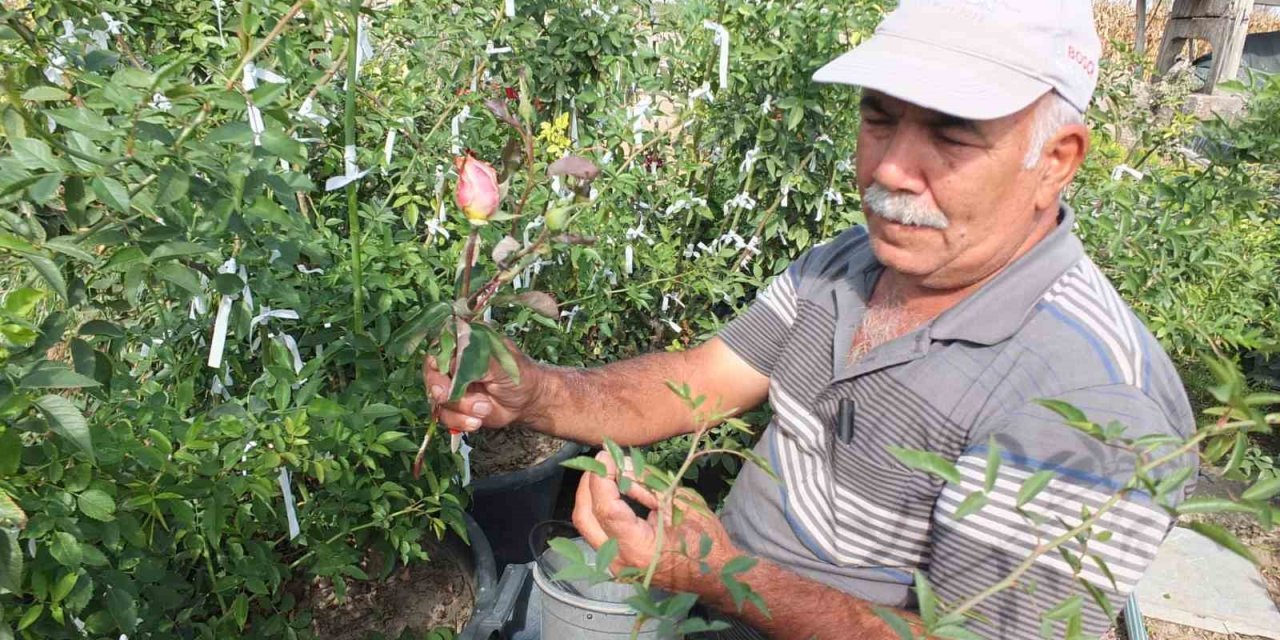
[0,0,1276,638]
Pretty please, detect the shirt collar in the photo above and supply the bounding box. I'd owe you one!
[928,203,1084,345]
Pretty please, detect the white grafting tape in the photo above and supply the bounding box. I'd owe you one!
[207,258,238,369]
[383,128,397,167]
[278,468,301,539]
[450,431,463,454]
[249,308,300,352]
[570,97,579,144]
[324,144,370,191]
[277,333,304,374]
[298,97,331,127]
[703,21,729,90]
[450,106,471,155]
[504,0,515,17]
[624,244,634,275]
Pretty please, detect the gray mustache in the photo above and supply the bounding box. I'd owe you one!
[863,183,950,230]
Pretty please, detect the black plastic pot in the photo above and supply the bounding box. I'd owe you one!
[456,512,499,638]
[468,440,585,569]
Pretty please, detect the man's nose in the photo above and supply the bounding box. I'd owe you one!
[870,126,928,196]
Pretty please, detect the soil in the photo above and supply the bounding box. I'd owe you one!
[292,538,475,640]
[470,428,566,479]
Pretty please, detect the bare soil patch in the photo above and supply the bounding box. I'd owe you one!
[471,428,565,478]
[293,539,475,640]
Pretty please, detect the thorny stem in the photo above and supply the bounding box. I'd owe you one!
[946,412,1238,623]
[460,229,480,302]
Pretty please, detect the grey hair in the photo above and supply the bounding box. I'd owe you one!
[1023,92,1084,169]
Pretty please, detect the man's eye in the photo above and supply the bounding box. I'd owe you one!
[934,132,970,147]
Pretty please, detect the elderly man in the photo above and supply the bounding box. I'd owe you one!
[426,2,1196,637]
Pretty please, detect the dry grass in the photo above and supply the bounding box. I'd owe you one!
[1095,0,1280,63]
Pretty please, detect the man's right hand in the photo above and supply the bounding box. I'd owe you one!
[422,342,546,434]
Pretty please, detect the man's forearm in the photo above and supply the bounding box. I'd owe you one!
[692,555,916,640]
[523,351,703,446]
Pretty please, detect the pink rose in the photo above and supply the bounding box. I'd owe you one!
[454,156,500,225]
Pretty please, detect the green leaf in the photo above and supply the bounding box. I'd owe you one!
[79,320,124,338]
[213,273,245,295]
[0,231,37,254]
[448,324,492,402]
[1242,476,1280,502]
[720,555,757,577]
[0,528,21,592]
[1176,497,1259,515]
[231,593,249,630]
[34,394,94,461]
[386,302,451,358]
[594,538,619,573]
[873,607,917,640]
[362,403,400,419]
[50,531,82,567]
[262,128,306,165]
[561,456,607,477]
[546,537,586,566]
[0,429,21,476]
[984,438,1001,493]
[16,604,42,631]
[1043,595,1083,621]
[888,447,960,485]
[1186,521,1257,564]
[77,489,116,522]
[1035,399,1088,423]
[913,570,938,625]
[51,571,78,602]
[106,585,138,633]
[1016,470,1056,508]
[3,288,44,316]
[149,241,214,262]
[43,237,98,264]
[20,362,101,389]
[154,262,202,294]
[23,253,68,301]
[155,166,190,206]
[474,324,520,384]
[932,625,984,640]
[952,491,988,520]
[1225,431,1248,476]
[91,176,131,213]
[21,86,70,101]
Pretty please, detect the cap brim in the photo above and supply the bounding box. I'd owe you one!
[813,34,1051,121]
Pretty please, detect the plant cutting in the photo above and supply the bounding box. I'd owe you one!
[394,93,601,479]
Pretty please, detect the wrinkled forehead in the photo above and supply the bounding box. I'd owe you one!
[859,88,1032,136]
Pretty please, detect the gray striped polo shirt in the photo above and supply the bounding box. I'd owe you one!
[717,205,1196,638]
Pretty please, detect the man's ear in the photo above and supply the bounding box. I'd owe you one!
[1033,123,1090,211]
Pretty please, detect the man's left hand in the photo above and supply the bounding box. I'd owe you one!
[572,451,740,593]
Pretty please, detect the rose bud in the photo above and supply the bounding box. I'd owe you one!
[454,156,500,225]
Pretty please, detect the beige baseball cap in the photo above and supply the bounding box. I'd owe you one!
[814,0,1102,120]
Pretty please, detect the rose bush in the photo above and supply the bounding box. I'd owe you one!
[1,0,1278,638]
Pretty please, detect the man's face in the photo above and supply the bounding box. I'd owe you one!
[855,90,1047,290]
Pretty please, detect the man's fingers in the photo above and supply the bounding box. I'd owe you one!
[436,407,483,432]
[573,472,609,550]
[621,475,661,511]
[453,391,496,420]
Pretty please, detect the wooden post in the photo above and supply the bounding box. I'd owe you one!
[1136,0,1148,57]
[1155,0,1255,92]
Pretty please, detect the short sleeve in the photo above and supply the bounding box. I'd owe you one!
[928,385,1197,637]
[717,263,801,376]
